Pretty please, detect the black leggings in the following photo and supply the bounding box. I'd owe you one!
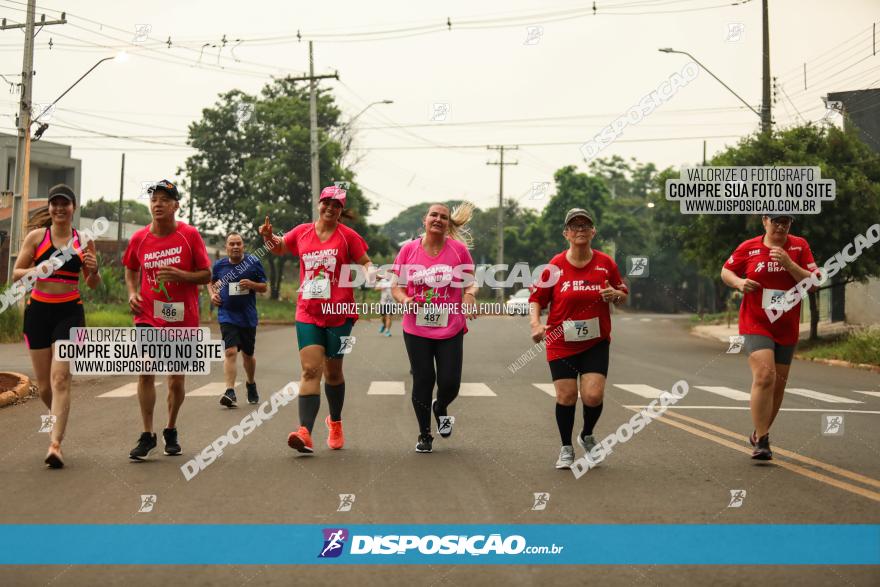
[403,331,464,435]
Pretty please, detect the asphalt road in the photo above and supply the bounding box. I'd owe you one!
[1,313,878,586]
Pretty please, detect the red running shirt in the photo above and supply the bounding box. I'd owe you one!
[529,250,628,361]
[724,234,816,346]
[123,222,211,328]
[283,222,368,328]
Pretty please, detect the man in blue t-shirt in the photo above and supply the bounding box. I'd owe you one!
[210,233,268,407]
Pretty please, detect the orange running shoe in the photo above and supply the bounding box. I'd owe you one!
[287,426,314,453]
[325,415,344,450]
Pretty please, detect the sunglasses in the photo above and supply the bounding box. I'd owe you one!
[566,223,593,232]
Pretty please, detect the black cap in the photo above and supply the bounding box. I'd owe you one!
[148,179,180,200]
[564,208,594,226]
[766,213,795,222]
[47,184,76,205]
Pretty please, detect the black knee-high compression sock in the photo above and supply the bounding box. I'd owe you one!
[299,395,320,432]
[582,402,603,437]
[325,382,345,422]
[555,403,576,446]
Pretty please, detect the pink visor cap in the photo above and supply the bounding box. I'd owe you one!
[319,185,347,207]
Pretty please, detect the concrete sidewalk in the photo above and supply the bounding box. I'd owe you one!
[692,320,854,343]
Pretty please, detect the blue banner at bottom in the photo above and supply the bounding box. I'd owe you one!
[2,525,878,565]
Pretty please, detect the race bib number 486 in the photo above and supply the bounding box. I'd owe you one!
[153,300,184,323]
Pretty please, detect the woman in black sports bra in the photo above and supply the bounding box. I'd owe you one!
[12,184,101,468]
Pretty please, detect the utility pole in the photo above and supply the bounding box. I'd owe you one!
[486,145,518,304]
[761,0,772,134]
[116,153,125,262]
[288,42,338,222]
[1,3,66,283]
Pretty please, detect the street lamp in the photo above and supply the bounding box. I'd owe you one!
[658,48,762,120]
[32,51,128,125]
[6,52,127,283]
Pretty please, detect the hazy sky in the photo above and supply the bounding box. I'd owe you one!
[0,0,876,225]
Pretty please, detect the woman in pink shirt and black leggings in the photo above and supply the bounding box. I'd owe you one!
[391,203,478,453]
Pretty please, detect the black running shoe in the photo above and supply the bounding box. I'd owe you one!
[129,432,157,461]
[751,434,772,460]
[220,388,237,408]
[246,382,259,405]
[163,428,181,456]
[415,433,434,453]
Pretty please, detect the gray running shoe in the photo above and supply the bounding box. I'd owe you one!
[555,445,575,469]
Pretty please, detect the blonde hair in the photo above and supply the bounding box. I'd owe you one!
[429,202,474,248]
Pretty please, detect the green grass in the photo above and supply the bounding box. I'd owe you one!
[689,311,734,326]
[797,328,880,366]
[0,303,23,343]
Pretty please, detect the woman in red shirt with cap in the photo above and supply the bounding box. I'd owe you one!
[528,208,628,470]
[721,214,817,460]
[261,185,373,454]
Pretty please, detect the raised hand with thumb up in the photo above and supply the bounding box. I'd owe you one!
[259,214,282,253]
[82,238,98,274]
[600,279,616,303]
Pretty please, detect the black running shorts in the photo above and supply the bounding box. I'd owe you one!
[548,339,610,381]
[220,323,257,355]
[23,298,85,350]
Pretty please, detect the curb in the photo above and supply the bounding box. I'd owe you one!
[793,355,880,374]
[0,371,32,408]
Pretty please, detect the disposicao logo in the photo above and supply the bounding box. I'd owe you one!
[318,528,349,558]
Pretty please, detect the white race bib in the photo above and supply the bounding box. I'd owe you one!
[153,300,184,323]
[415,305,449,328]
[761,288,788,310]
[228,281,247,296]
[301,277,331,300]
[563,317,600,342]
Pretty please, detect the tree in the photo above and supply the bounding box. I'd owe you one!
[180,79,375,299]
[80,198,151,225]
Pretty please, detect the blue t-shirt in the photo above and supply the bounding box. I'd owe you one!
[212,255,267,328]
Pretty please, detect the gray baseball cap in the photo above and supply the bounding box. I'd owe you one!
[766,213,795,222]
[564,208,594,226]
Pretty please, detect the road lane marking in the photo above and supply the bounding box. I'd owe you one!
[854,391,880,398]
[614,384,665,399]
[662,410,880,491]
[98,382,163,398]
[458,383,496,397]
[694,386,751,401]
[532,383,556,397]
[786,388,862,404]
[188,382,238,397]
[626,407,880,503]
[367,381,406,395]
[623,405,880,414]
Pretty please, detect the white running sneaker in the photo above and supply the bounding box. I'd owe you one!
[555,445,575,469]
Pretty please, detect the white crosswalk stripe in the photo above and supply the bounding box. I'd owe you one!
[785,388,863,404]
[694,386,751,401]
[97,382,157,398]
[854,391,880,399]
[613,384,665,399]
[532,383,555,397]
[458,383,496,397]
[188,382,239,397]
[367,381,406,395]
